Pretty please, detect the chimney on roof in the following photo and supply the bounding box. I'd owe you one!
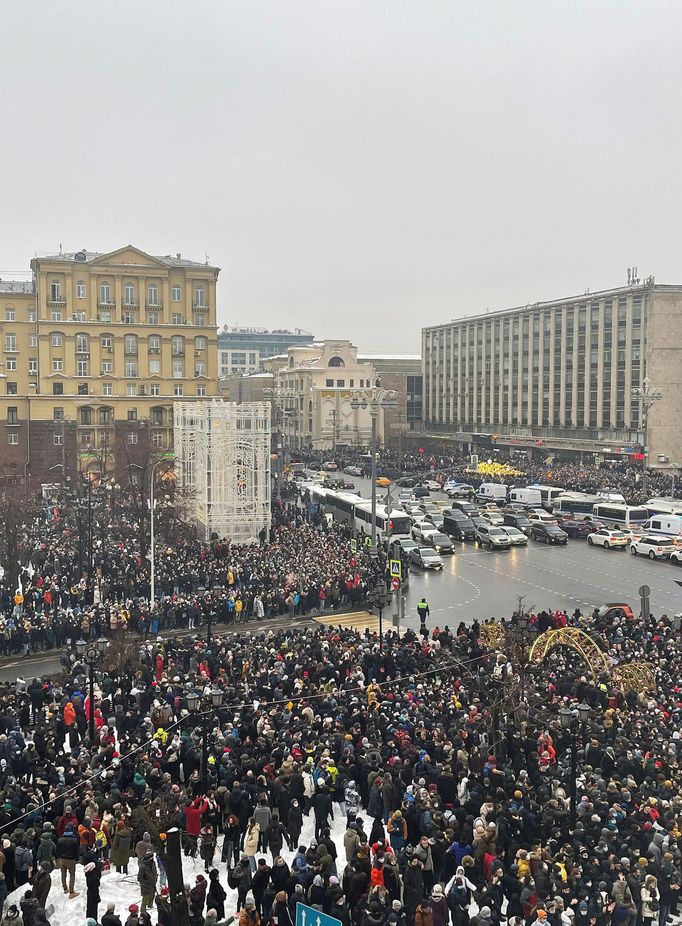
[177,253,181,259]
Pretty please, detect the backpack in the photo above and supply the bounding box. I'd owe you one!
[95,829,108,849]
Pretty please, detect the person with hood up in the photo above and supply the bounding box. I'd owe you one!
[206,868,226,921]
[110,821,132,874]
[84,855,102,922]
[32,863,52,911]
[430,885,449,926]
[228,856,253,910]
[0,905,21,926]
[137,850,157,916]
[270,891,294,926]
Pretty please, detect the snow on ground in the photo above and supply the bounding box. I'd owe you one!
[6,810,350,924]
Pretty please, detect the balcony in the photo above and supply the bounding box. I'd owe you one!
[192,302,208,310]
[97,301,115,310]
[122,301,139,310]
[146,302,163,310]
[48,298,66,307]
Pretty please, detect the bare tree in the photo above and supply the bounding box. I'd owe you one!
[132,794,190,926]
[0,478,36,589]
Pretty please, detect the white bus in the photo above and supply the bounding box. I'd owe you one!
[553,493,603,519]
[591,503,649,529]
[645,498,682,518]
[526,484,566,511]
[354,501,412,540]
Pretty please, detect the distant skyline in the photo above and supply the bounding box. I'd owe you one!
[2,1,681,351]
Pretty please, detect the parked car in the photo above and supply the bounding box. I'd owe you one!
[375,476,391,487]
[528,509,558,525]
[587,528,628,549]
[389,537,419,557]
[629,535,677,560]
[669,547,682,565]
[530,523,568,545]
[482,509,505,526]
[502,512,533,536]
[413,486,430,498]
[344,465,363,476]
[444,482,475,498]
[560,518,604,539]
[322,461,338,471]
[476,524,512,550]
[443,510,477,541]
[501,503,528,515]
[423,479,442,491]
[499,526,528,546]
[427,531,455,555]
[410,546,444,570]
[411,521,439,543]
[449,500,479,517]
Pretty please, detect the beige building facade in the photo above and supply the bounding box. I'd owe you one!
[266,340,384,451]
[422,282,682,465]
[0,245,220,482]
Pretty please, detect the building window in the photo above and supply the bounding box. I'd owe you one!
[77,384,88,395]
[72,312,86,322]
[5,334,16,352]
[124,283,136,305]
[122,312,134,325]
[197,386,206,396]
[99,281,111,304]
[148,335,161,352]
[76,334,89,353]
[80,433,92,447]
[125,361,138,378]
[124,334,138,354]
[6,383,17,395]
[171,313,184,325]
[147,311,159,325]
[7,433,17,445]
[6,359,16,371]
[80,407,92,425]
[171,285,181,302]
[194,286,205,307]
[103,384,112,396]
[147,284,159,306]
[28,335,37,346]
[7,407,18,425]
[127,409,137,421]
[76,281,86,299]
[28,359,37,374]
[127,431,138,445]
[50,281,62,303]
[53,434,63,446]
[336,379,344,387]
[51,333,63,347]
[51,311,62,321]
[28,310,36,322]
[195,336,207,351]
[52,359,63,372]
[101,361,112,374]
[195,362,206,376]
[171,336,184,355]
[174,384,183,396]
[127,384,136,396]
[98,310,111,323]
[4,309,15,322]
[151,432,165,448]
[77,359,89,377]
[52,383,63,396]
[149,359,161,374]
[53,407,64,420]
[172,360,184,378]
[194,313,205,326]
[101,336,113,351]
[325,379,334,387]
[349,379,354,387]
[328,356,345,367]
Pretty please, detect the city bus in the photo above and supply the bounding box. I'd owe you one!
[353,501,412,541]
[591,503,650,529]
[553,493,603,519]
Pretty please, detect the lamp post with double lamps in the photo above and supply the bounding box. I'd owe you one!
[186,687,226,793]
[559,701,593,831]
[349,375,398,551]
[631,376,662,494]
[75,636,109,742]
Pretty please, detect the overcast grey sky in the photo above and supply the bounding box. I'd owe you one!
[2,1,681,350]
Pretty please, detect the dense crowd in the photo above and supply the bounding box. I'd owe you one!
[0,504,383,657]
[0,603,680,926]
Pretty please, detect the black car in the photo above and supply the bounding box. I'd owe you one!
[561,518,604,538]
[530,522,568,545]
[443,511,477,541]
[449,499,479,517]
[413,486,430,498]
[503,512,533,536]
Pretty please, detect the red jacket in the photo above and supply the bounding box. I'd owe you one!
[184,799,209,836]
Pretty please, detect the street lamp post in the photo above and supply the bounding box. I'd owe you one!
[631,376,662,494]
[559,701,592,832]
[350,375,398,551]
[75,636,109,742]
[264,384,297,499]
[186,687,226,793]
[368,582,393,650]
[149,457,173,609]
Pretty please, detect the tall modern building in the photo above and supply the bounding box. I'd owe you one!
[0,245,220,482]
[218,325,313,377]
[422,281,682,465]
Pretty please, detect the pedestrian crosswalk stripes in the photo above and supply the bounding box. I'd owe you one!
[313,610,380,632]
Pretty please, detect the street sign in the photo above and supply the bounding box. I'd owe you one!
[392,576,400,591]
[639,585,651,598]
[296,902,342,926]
[389,559,402,578]
[350,538,357,554]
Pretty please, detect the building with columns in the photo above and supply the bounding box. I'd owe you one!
[0,245,219,483]
[265,340,384,451]
[422,281,682,465]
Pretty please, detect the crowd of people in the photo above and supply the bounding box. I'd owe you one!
[0,601,679,926]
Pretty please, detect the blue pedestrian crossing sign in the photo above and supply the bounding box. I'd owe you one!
[296,902,342,926]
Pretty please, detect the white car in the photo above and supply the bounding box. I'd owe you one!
[587,528,628,549]
[630,535,677,560]
[344,465,363,476]
[528,509,558,524]
[482,509,504,526]
[412,522,439,543]
[499,526,528,546]
[424,480,442,491]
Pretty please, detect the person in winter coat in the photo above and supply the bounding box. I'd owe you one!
[190,875,208,918]
[102,903,123,926]
[206,869,226,921]
[345,824,360,862]
[111,822,133,874]
[344,781,362,825]
[138,851,158,915]
[387,812,408,854]
[430,886,449,926]
[229,857,253,910]
[286,800,303,851]
[309,874,326,909]
[415,901,434,926]
[33,863,52,910]
[20,892,38,926]
[35,831,56,871]
[238,895,260,926]
[404,858,425,926]
[0,905,21,926]
[199,825,216,873]
[84,857,102,921]
[641,875,660,926]
[253,800,272,852]
[271,891,294,926]
[312,785,333,841]
[244,821,260,873]
[56,824,79,897]
[33,910,50,926]
[222,814,241,868]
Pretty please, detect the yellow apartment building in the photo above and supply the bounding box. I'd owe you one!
[0,245,220,483]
